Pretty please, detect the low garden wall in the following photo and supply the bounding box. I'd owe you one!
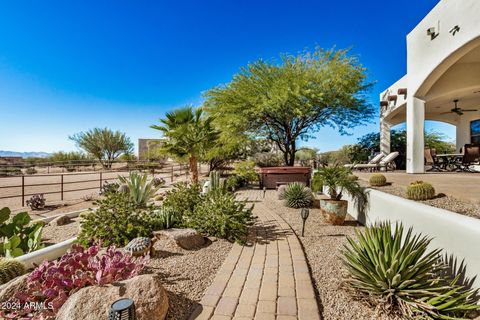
[344,188,480,289]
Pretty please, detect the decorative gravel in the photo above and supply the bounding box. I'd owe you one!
[41,217,80,245]
[262,191,396,320]
[361,181,480,219]
[146,237,233,320]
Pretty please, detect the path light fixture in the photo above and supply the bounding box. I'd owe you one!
[263,187,267,198]
[300,208,310,237]
[108,298,136,320]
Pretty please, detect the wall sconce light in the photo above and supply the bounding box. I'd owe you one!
[388,95,398,103]
[427,27,438,40]
[108,298,136,320]
[397,88,407,98]
[380,101,389,107]
[300,208,310,237]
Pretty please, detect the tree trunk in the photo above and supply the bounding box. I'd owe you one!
[281,141,296,166]
[189,155,199,183]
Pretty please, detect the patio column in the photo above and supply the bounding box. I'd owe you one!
[380,120,391,156]
[406,97,425,173]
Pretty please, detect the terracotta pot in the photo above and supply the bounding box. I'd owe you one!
[320,199,348,225]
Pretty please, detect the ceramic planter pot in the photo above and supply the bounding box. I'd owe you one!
[320,199,348,225]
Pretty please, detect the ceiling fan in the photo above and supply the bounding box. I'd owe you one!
[440,99,478,115]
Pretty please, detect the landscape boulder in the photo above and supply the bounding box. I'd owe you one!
[48,214,72,226]
[155,228,205,250]
[0,274,28,302]
[56,274,168,320]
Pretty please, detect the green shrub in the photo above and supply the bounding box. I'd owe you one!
[233,160,258,184]
[184,189,255,243]
[369,173,387,187]
[118,172,159,207]
[253,152,283,167]
[99,181,119,196]
[0,259,25,284]
[162,182,203,216]
[284,182,312,208]
[311,172,323,193]
[151,207,180,230]
[343,222,479,319]
[77,193,156,247]
[26,167,37,175]
[0,208,44,258]
[0,167,22,177]
[406,181,435,200]
[225,175,244,191]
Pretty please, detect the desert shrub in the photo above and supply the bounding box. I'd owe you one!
[151,207,180,230]
[118,172,159,207]
[406,181,435,200]
[311,172,323,193]
[343,222,479,319]
[0,207,44,258]
[253,152,283,167]
[184,189,255,243]
[81,193,96,202]
[225,175,244,191]
[77,193,156,247]
[1,245,147,319]
[233,160,258,183]
[369,173,387,187]
[0,167,22,176]
[25,167,37,175]
[26,194,46,210]
[0,259,26,285]
[162,182,203,216]
[277,184,287,199]
[151,177,165,188]
[284,182,312,208]
[99,181,119,196]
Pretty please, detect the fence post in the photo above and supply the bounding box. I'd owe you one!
[99,172,103,190]
[61,174,64,201]
[21,176,25,207]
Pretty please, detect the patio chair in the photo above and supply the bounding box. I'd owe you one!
[344,153,384,169]
[455,144,480,172]
[351,152,400,172]
[424,148,443,172]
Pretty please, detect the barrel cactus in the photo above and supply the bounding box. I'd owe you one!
[348,175,359,181]
[0,259,26,285]
[406,181,436,200]
[369,174,387,187]
[284,182,313,208]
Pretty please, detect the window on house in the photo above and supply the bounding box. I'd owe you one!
[471,119,480,144]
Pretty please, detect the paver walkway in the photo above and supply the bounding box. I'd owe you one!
[190,189,320,320]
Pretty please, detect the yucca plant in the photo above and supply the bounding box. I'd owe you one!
[343,222,479,318]
[118,172,159,207]
[283,182,313,208]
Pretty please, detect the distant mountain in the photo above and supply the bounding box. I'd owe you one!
[0,151,52,158]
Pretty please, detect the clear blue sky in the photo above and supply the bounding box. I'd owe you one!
[0,0,454,153]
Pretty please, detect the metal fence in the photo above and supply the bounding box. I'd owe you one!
[0,163,190,207]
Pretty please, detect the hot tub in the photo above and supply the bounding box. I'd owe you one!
[258,167,311,189]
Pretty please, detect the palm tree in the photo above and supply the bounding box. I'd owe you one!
[151,106,218,183]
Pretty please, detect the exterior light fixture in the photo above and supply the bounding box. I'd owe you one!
[108,298,136,320]
[449,25,460,36]
[427,27,438,40]
[380,101,388,107]
[397,88,407,98]
[388,95,398,102]
[300,208,310,237]
[263,186,267,198]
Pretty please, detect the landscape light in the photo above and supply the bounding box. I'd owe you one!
[263,187,267,198]
[300,208,310,237]
[108,298,136,320]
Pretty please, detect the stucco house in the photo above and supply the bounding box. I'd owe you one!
[379,0,480,173]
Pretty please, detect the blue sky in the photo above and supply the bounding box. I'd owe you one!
[0,0,454,153]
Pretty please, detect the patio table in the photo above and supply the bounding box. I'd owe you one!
[435,153,463,171]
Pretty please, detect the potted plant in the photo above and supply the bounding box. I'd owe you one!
[316,164,368,225]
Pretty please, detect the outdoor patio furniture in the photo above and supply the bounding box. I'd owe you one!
[344,153,384,169]
[434,153,464,171]
[424,148,444,172]
[351,152,400,172]
[454,144,480,172]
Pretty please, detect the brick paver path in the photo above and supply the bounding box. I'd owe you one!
[190,189,320,320]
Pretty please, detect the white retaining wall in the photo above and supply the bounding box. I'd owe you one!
[344,189,480,289]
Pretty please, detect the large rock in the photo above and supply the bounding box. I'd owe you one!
[0,274,28,302]
[56,274,168,320]
[48,214,72,226]
[155,228,205,250]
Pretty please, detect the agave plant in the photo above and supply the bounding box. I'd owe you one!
[343,222,479,318]
[118,172,159,207]
[283,182,313,208]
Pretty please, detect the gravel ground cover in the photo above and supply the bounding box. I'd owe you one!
[263,190,396,320]
[359,181,480,219]
[146,237,233,320]
[42,217,80,245]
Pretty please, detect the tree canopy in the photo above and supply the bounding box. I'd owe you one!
[205,48,374,166]
[70,128,133,169]
[151,106,218,183]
